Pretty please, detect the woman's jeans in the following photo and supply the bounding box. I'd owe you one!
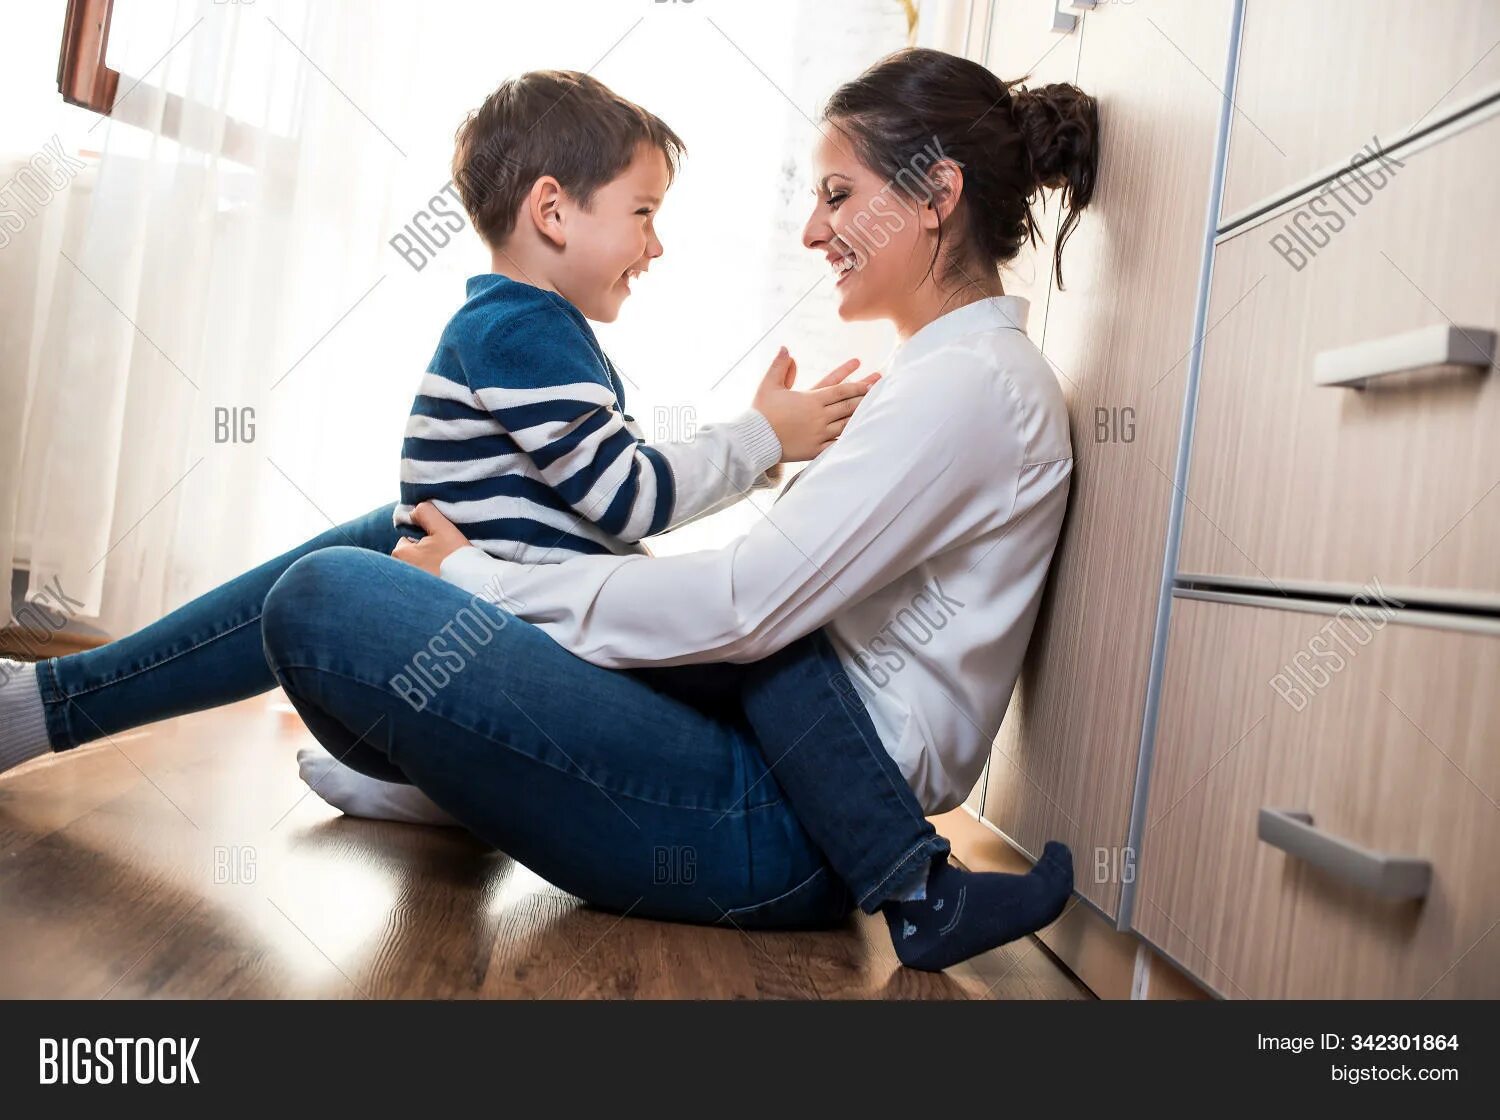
[35,505,945,928]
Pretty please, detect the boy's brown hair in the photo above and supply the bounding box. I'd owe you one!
[452,70,685,248]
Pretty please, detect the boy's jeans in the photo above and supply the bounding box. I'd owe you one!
[639,632,950,913]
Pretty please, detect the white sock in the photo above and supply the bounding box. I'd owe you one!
[296,745,460,827]
[0,659,51,775]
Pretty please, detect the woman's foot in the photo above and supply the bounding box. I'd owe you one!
[0,659,51,776]
[882,840,1074,972]
[296,745,461,827]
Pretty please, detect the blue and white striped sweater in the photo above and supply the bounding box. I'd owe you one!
[396,274,782,565]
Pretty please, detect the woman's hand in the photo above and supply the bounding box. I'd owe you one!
[392,502,473,578]
[752,347,880,462]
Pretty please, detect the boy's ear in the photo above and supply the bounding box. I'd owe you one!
[526,175,567,248]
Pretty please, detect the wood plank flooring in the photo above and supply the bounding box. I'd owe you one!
[0,694,1091,999]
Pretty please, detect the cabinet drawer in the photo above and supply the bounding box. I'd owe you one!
[1182,106,1500,608]
[1222,0,1500,220]
[1134,596,1500,999]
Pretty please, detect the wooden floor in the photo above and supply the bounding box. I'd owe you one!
[0,694,1092,1000]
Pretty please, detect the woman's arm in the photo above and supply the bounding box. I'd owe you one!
[439,367,1022,668]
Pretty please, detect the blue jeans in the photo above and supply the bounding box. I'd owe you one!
[634,643,948,911]
[36,504,943,926]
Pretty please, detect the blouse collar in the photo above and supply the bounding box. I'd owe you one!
[894,295,1029,369]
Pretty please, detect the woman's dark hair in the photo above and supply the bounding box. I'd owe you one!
[823,47,1098,289]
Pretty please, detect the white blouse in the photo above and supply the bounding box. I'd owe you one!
[440,295,1073,813]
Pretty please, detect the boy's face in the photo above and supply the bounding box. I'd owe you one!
[557,144,670,322]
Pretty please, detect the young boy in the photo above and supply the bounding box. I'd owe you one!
[312,70,1071,971]
[391,71,858,572]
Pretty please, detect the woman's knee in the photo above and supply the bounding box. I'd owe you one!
[261,548,372,665]
[262,548,525,678]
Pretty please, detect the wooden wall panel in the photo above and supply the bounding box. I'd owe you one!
[978,0,1233,917]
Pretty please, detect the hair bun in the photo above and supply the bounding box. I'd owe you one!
[822,48,1099,291]
[1012,83,1098,204]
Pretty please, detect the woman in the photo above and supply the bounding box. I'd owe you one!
[0,50,1098,948]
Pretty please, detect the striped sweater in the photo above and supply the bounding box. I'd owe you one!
[396,274,782,564]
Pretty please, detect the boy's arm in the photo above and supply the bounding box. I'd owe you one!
[468,311,780,542]
[647,346,874,532]
[640,413,783,534]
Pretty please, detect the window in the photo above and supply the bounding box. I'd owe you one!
[57,0,118,114]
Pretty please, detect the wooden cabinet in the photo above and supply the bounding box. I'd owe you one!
[1136,4,1500,997]
[974,0,1235,918]
[1221,0,1500,222]
[1135,595,1500,998]
[1182,105,1500,608]
[959,2,1497,996]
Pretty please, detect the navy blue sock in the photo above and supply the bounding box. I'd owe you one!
[883,841,1074,972]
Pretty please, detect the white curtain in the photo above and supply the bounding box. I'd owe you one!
[0,0,908,639]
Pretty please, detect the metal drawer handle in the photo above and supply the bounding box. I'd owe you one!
[1258,808,1431,900]
[1314,324,1495,388]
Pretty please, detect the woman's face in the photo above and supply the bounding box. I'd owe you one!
[801,129,938,325]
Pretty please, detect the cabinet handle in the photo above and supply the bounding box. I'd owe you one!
[1258,808,1431,900]
[1313,323,1495,388]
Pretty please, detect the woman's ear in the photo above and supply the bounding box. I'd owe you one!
[919,159,965,230]
[526,176,567,248]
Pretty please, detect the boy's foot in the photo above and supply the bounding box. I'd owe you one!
[297,745,461,827]
[0,659,51,776]
[883,840,1074,972]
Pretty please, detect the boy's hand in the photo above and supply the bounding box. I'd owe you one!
[752,347,880,462]
[392,502,473,577]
